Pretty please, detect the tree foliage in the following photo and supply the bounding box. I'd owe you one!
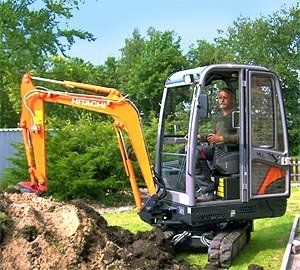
[0,0,94,127]
[118,28,187,117]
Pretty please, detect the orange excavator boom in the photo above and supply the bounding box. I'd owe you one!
[19,73,156,210]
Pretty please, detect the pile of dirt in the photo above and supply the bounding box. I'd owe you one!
[0,192,197,270]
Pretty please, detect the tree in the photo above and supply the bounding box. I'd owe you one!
[117,28,146,83]
[97,56,121,89]
[0,0,94,127]
[118,28,187,117]
[187,40,223,67]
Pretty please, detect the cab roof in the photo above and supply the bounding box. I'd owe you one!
[165,64,269,87]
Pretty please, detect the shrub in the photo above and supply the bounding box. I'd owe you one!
[1,118,129,204]
[0,115,159,205]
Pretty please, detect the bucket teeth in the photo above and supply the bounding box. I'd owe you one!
[17,182,40,194]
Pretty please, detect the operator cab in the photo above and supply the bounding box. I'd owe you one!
[155,64,290,213]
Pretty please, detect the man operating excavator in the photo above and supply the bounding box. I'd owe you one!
[195,87,239,201]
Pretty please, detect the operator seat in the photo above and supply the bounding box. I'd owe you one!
[212,143,239,175]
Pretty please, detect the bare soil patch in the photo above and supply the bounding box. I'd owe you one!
[0,192,198,270]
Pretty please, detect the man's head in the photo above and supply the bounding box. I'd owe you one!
[217,88,234,113]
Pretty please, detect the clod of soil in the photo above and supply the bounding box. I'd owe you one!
[0,192,198,270]
[248,264,264,270]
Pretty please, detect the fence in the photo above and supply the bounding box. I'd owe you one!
[291,158,300,183]
[0,128,23,178]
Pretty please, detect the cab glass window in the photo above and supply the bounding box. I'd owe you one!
[250,75,282,149]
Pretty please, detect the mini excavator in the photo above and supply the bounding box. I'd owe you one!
[18,64,291,268]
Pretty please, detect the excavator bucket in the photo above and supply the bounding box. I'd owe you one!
[17,181,47,194]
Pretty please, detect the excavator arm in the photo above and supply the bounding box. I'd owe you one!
[19,73,156,210]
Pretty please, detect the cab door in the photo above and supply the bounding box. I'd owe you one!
[248,71,290,199]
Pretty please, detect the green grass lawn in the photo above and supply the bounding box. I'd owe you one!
[103,186,300,269]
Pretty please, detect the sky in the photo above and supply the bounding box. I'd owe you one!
[66,0,299,65]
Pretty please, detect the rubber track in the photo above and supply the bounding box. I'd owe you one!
[208,232,229,265]
[208,225,250,268]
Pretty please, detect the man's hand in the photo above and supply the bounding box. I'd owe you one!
[207,133,224,144]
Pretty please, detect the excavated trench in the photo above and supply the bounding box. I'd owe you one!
[0,192,199,270]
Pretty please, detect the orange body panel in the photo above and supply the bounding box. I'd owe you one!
[20,73,156,209]
[258,166,285,195]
